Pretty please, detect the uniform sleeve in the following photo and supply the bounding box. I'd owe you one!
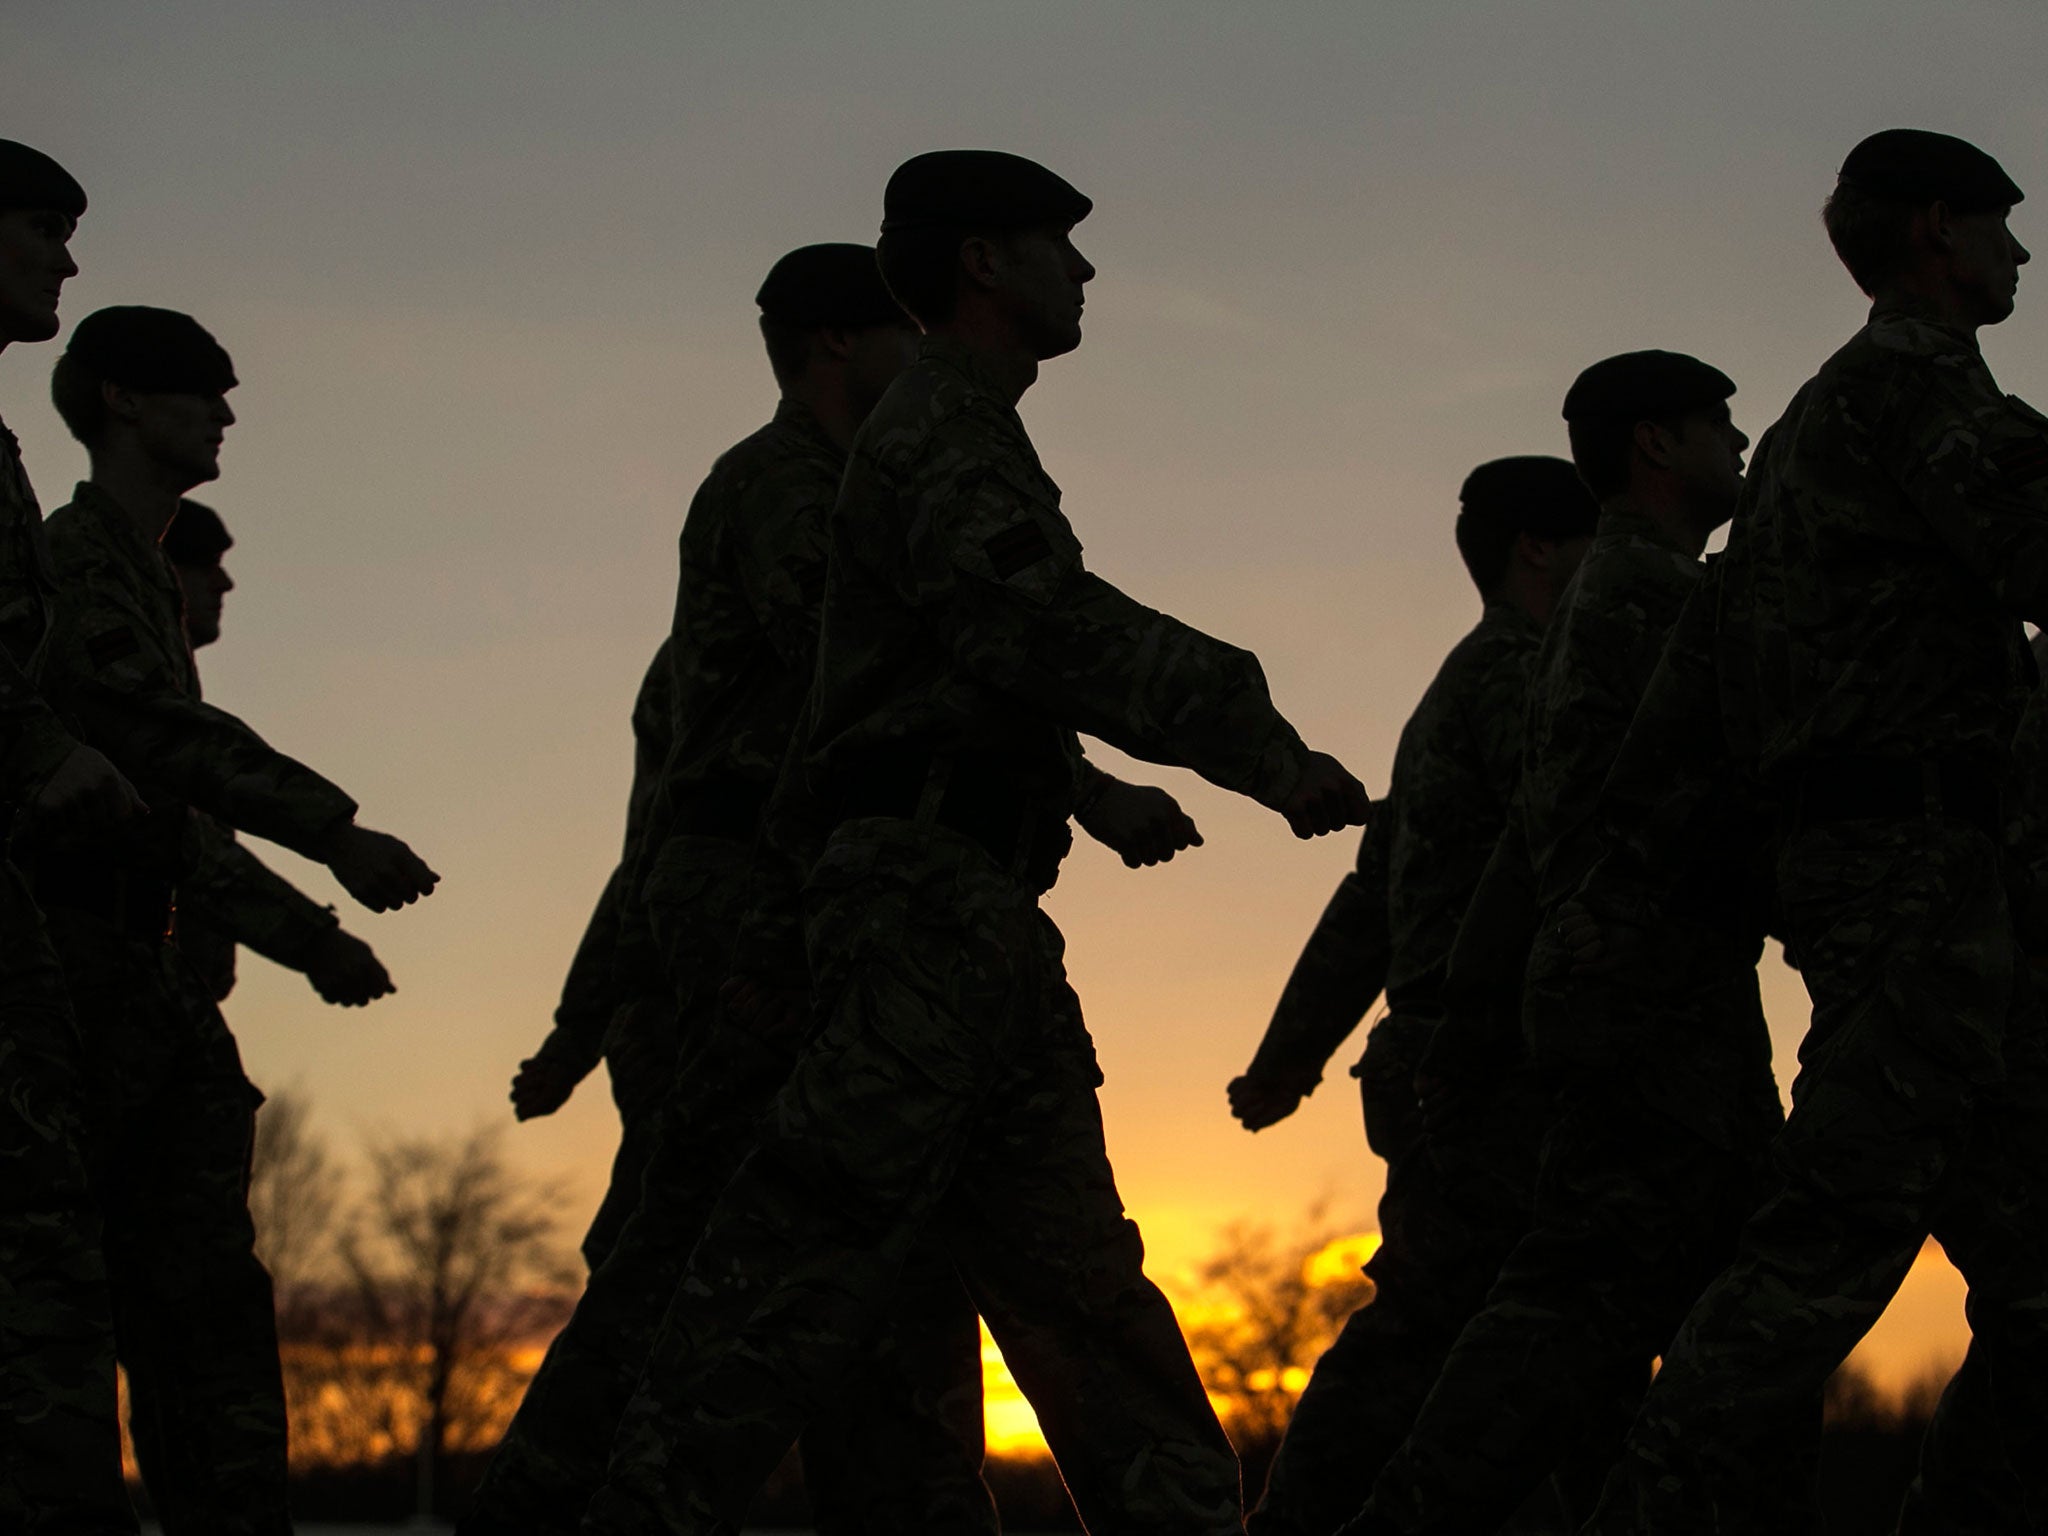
[0,649,79,803]
[179,815,341,972]
[731,474,835,673]
[55,572,356,855]
[604,644,681,1006]
[1246,810,1392,1084]
[906,423,1311,807]
[549,860,628,1071]
[1880,356,2048,625]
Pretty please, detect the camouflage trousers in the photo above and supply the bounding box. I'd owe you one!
[582,999,681,1271]
[467,832,996,1536]
[1249,1027,1549,1536]
[581,817,1243,1536]
[1354,968,1808,1536]
[48,909,285,1536]
[0,861,132,1535]
[1587,820,2048,1535]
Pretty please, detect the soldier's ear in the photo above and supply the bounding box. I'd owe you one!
[99,379,142,426]
[815,326,856,364]
[1631,418,1676,472]
[958,234,1004,296]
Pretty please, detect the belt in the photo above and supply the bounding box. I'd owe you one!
[828,745,1072,891]
[1786,756,2003,842]
[31,858,175,942]
[670,778,769,842]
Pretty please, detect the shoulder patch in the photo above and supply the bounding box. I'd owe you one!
[86,629,141,670]
[983,520,1055,580]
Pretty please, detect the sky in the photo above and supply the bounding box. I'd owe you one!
[13,0,2047,1406]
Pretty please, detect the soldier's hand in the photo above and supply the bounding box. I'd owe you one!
[304,928,394,1007]
[30,743,147,832]
[720,973,809,1037]
[1077,778,1203,868]
[1279,753,1371,839]
[510,1054,580,1120]
[1228,1068,1316,1131]
[320,823,440,911]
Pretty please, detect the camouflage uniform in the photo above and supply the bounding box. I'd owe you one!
[1249,602,1540,1536]
[1580,301,2048,1534]
[529,642,680,1270]
[467,401,994,1536]
[37,480,360,1536]
[579,334,1313,1535]
[1351,509,1794,1536]
[0,422,132,1535]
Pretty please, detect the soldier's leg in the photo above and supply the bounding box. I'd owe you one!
[1353,1085,1762,1536]
[941,955,1242,1536]
[1900,1019,2048,1534]
[581,1000,681,1271]
[0,865,132,1535]
[1250,1067,1545,1536]
[465,844,768,1533]
[800,1238,997,1536]
[110,972,286,1536]
[1586,822,2009,1535]
[583,825,1050,1535]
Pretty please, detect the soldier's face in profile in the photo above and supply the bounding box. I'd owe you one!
[172,557,232,648]
[995,224,1095,360]
[1667,403,1748,525]
[1948,209,2029,325]
[0,207,79,345]
[128,389,235,487]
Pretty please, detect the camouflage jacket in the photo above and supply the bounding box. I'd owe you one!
[1723,299,2047,779]
[42,481,356,870]
[1250,602,1537,1082]
[0,416,81,806]
[1522,504,1703,914]
[176,816,341,1001]
[804,335,1308,820]
[610,398,842,997]
[545,640,673,1073]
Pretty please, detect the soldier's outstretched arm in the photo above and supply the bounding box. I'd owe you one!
[181,816,394,1006]
[1230,808,1392,1131]
[905,439,1367,832]
[57,581,437,908]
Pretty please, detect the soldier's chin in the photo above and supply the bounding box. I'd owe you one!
[0,301,61,344]
[1036,320,1084,361]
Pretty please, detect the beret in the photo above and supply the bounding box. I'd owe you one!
[0,139,86,219]
[1839,129,2022,213]
[162,499,233,566]
[1562,350,1734,424]
[1459,456,1596,524]
[882,150,1091,234]
[64,306,237,395]
[756,243,907,329]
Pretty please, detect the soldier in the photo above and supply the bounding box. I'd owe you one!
[464,244,1009,1536]
[507,638,677,1272]
[1576,130,2048,1533]
[1229,456,1598,1536]
[0,136,144,1536]
[578,149,1368,1536]
[38,304,438,1535]
[1338,354,1801,1536]
[162,500,396,1012]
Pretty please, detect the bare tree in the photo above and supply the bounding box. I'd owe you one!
[1180,1203,1375,1462]
[336,1124,579,1516]
[249,1087,344,1326]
